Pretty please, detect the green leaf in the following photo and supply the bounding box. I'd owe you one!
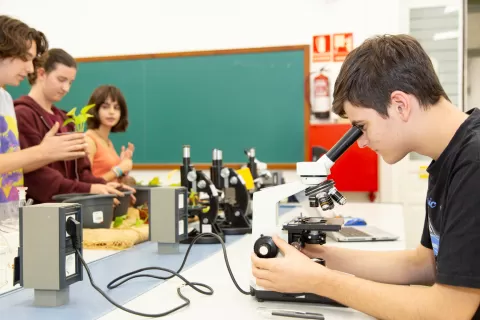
[66,107,77,117]
[80,104,95,115]
[148,177,160,186]
[113,215,127,228]
[63,118,75,127]
[135,218,144,227]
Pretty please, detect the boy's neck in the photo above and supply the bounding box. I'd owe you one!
[413,99,468,161]
[28,87,54,114]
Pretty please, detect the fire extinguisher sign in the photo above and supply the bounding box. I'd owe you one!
[312,35,331,63]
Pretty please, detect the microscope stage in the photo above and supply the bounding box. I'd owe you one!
[282,216,342,232]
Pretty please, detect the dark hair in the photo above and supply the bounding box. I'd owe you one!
[86,85,129,132]
[0,15,48,61]
[332,34,449,118]
[28,48,77,85]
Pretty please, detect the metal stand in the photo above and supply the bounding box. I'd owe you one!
[34,287,69,307]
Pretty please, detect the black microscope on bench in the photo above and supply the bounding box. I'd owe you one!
[210,148,251,235]
[244,148,286,219]
[179,145,225,244]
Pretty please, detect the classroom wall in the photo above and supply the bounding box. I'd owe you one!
[3,0,402,202]
[467,11,480,109]
[3,0,401,58]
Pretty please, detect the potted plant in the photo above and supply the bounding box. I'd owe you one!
[62,104,96,132]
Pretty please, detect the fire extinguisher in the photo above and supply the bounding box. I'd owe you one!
[307,68,330,120]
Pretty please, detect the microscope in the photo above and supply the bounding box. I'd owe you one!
[210,148,251,235]
[250,125,363,305]
[244,148,286,219]
[179,145,225,245]
[245,148,283,191]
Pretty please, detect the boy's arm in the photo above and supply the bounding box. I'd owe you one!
[77,155,107,184]
[252,237,480,320]
[15,112,92,202]
[303,242,436,286]
[318,269,480,320]
[0,145,47,175]
[0,121,86,174]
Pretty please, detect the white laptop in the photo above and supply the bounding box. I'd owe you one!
[327,225,399,242]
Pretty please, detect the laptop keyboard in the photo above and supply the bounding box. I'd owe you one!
[339,227,370,237]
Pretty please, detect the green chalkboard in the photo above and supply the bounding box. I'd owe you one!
[7,46,309,165]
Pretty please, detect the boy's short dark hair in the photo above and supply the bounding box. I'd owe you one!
[28,48,77,85]
[332,34,449,118]
[86,85,129,133]
[0,15,48,61]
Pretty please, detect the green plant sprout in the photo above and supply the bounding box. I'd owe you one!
[62,104,96,132]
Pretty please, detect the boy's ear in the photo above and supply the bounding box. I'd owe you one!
[36,67,46,80]
[390,90,411,122]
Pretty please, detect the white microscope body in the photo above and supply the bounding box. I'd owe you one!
[250,125,363,304]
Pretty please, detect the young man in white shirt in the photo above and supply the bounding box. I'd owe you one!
[0,15,87,227]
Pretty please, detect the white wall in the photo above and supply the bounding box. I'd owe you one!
[467,11,480,109]
[3,0,401,59]
[3,0,403,202]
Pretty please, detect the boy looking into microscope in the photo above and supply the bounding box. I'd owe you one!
[251,34,480,320]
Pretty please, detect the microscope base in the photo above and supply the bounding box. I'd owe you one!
[34,287,69,307]
[180,223,225,244]
[251,287,344,307]
[220,216,252,235]
[157,243,180,254]
[222,226,252,235]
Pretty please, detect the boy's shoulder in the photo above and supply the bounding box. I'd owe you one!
[453,108,480,162]
[0,88,14,115]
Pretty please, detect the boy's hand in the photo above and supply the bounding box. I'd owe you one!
[40,122,87,161]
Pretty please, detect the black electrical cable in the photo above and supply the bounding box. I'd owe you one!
[67,218,251,318]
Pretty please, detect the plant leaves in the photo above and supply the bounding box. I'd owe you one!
[113,215,127,228]
[66,107,77,117]
[80,104,95,115]
[63,118,75,127]
[135,218,144,227]
[148,177,160,186]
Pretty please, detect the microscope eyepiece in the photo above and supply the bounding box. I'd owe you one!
[325,125,363,162]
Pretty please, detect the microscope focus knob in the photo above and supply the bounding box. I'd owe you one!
[254,236,278,258]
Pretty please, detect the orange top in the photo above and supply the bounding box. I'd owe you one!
[86,130,121,179]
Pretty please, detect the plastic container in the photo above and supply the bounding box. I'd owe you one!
[113,189,134,219]
[52,194,116,229]
[133,186,153,208]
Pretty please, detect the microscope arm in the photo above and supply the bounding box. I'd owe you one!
[251,181,310,241]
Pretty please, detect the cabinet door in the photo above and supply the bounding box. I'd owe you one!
[309,123,378,192]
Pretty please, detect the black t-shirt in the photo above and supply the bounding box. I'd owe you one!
[421,107,480,319]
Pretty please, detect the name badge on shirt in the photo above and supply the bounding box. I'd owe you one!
[430,233,440,256]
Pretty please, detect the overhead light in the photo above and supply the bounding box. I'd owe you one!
[433,30,458,41]
[444,6,459,14]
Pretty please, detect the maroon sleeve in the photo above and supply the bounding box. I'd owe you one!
[15,106,93,202]
[77,156,107,184]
